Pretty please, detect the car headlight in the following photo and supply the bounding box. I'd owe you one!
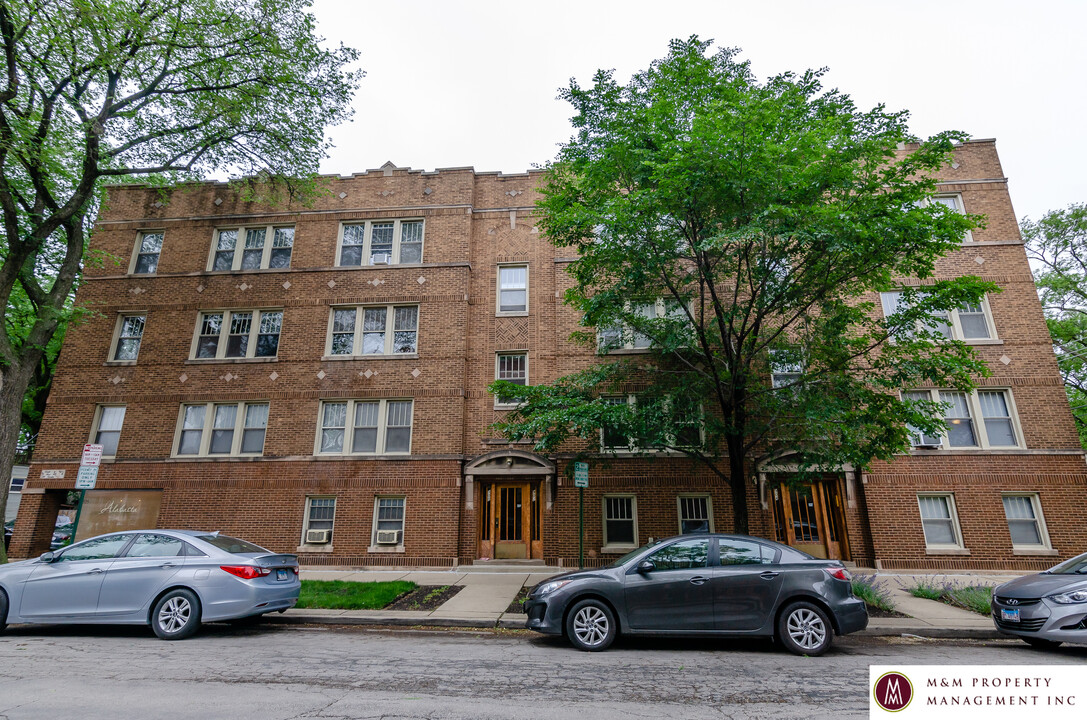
[534,579,573,597]
[1049,589,1087,604]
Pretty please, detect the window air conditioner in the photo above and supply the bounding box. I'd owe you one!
[305,529,331,544]
[376,529,401,545]
[370,253,391,265]
[913,442,942,450]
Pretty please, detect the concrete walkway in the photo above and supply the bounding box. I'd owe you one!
[271,566,1022,638]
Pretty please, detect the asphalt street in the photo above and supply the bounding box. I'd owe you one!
[0,624,1084,720]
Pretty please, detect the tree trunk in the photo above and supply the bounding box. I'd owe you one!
[726,434,750,535]
[0,362,40,564]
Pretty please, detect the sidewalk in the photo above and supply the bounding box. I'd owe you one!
[267,566,1019,639]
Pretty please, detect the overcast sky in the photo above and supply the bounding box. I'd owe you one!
[310,0,1086,223]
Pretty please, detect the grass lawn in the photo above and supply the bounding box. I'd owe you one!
[296,580,417,610]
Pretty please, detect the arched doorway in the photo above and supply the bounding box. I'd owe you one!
[464,450,554,560]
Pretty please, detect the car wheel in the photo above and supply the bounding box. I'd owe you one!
[777,601,832,656]
[0,589,8,635]
[565,599,617,652]
[151,589,201,640]
[1023,637,1062,650]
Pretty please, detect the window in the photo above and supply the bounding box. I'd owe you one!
[209,225,294,271]
[1002,494,1050,549]
[372,496,405,547]
[9,470,25,492]
[495,353,528,406]
[192,309,282,359]
[326,305,418,356]
[111,315,146,361]
[917,494,964,549]
[91,406,126,457]
[132,231,163,274]
[902,389,1021,449]
[302,497,336,546]
[316,399,413,455]
[600,396,632,450]
[600,394,701,451]
[338,219,424,266]
[597,299,688,352]
[174,401,268,456]
[678,495,713,534]
[497,265,528,314]
[126,534,185,558]
[602,495,637,549]
[645,537,710,570]
[56,534,136,562]
[770,350,803,389]
[718,539,772,565]
[928,193,973,243]
[880,292,995,341]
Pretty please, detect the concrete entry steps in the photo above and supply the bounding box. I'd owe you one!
[464,559,566,574]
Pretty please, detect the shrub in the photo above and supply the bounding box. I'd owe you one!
[852,575,897,613]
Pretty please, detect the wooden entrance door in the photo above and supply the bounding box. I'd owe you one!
[772,480,850,561]
[492,483,531,559]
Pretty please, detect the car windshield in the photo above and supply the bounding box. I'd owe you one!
[606,540,660,568]
[1047,553,1087,575]
[196,535,267,554]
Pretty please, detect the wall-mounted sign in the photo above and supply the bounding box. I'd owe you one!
[73,490,162,542]
[39,469,66,479]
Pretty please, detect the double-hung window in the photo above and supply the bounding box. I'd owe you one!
[602,495,637,549]
[600,396,632,450]
[338,219,424,266]
[928,193,972,243]
[597,299,688,352]
[372,497,406,547]
[1002,494,1051,550]
[901,389,1021,449]
[91,405,126,458]
[494,353,528,407]
[175,401,268,456]
[317,399,413,455]
[678,495,713,534]
[327,305,418,356]
[209,226,294,271]
[770,349,804,389]
[193,309,282,359]
[497,265,528,314]
[131,231,163,274]
[880,291,996,341]
[917,494,964,549]
[302,497,336,546]
[111,314,146,361]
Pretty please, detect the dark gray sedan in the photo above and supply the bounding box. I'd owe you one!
[523,534,867,655]
[991,551,1087,649]
[0,530,299,640]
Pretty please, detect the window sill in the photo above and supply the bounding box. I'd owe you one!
[201,268,292,275]
[1012,547,1059,556]
[600,544,637,554]
[367,545,405,554]
[185,357,278,364]
[965,338,1004,346]
[496,311,529,318]
[165,455,265,462]
[296,544,334,553]
[321,354,418,361]
[312,453,413,460]
[598,348,652,355]
[925,547,971,555]
[104,360,138,367]
[335,263,424,270]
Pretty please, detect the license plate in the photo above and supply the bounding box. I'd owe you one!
[276,569,288,581]
[1001,608,1020,623]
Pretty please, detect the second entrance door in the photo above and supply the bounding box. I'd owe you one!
[492,483,530,559]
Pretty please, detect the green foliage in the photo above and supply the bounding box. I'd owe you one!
[905,578,945,601]
[851,575,897,613]
[1023,203,1087,446]
[295,580,416,610]
[905,579,993,616]
[491,37,992,530]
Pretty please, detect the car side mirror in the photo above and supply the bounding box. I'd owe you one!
[637,560,655,574]
[38,551,55,563]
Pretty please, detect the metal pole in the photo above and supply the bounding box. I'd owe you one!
[578,486,584,569]
[69,490,86,545]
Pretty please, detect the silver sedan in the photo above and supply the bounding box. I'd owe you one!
[0,530,299,640]
[991,550,1087,649]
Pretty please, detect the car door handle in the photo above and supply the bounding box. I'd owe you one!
[88,568,105,574]
[760,571,780,580]
[689,575,709,585]
[160,562,178,569]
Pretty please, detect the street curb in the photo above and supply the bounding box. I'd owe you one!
[267,613,1002,639]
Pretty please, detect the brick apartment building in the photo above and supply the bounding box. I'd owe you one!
[10,140,1086,571]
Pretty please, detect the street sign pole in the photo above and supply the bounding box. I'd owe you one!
[573,461,589,569]
[72,443,103,543]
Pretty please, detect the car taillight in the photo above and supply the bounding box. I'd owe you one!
[291,565,300,574]
[826,567,851,582]
[220,565,271,580]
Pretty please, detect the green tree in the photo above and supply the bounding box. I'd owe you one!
[491,37,994,535]
[0,0,361,562]
[1023,203,1087,445]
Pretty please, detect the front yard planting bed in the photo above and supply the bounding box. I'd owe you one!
[905,579,994,616]
[852,575,910,618]
[296,580,417,610]
[386,584,463,611]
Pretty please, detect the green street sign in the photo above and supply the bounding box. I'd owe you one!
[573,461,588,488]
